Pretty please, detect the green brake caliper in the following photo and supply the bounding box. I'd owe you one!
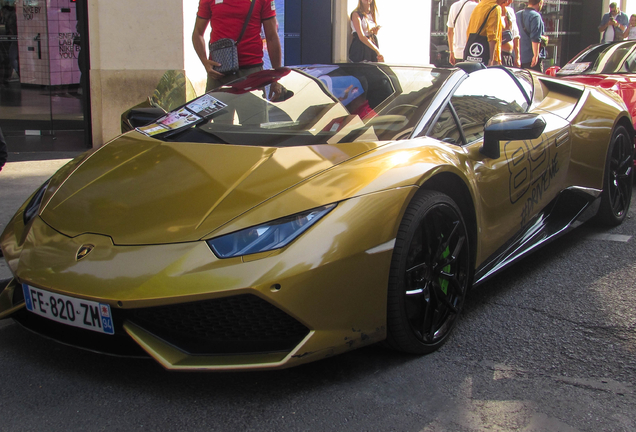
[439,246,451,295]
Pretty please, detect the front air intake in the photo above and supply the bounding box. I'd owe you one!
[129,294,310,355]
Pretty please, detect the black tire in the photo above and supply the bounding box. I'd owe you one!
[386,190,471,354]
[596,125,633,226]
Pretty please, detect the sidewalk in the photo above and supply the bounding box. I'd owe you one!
[0,151,82,280]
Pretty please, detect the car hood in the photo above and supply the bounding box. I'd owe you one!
[41,132,381,245]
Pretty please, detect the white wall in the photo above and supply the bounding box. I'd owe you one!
[88,0,190,147]
[624,0,636,17]
[88,0,184,71]
[183,1,208,95]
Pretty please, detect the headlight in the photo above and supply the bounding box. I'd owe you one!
[207,204,336,259]
[23,180,50,226]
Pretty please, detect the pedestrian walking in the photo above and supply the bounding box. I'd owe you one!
[447,0,478,65]
[465,0,503,66]
[192,0,282,92]
[349,0,383,63]
[517,0,546,72]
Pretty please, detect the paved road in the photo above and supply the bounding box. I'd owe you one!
[0,156,634,431]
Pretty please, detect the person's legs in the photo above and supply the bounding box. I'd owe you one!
[501,51,514,67]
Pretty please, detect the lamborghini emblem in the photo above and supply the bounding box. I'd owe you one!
[76,244,95,261]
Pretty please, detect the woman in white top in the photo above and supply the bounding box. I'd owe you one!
[349,0,383,62]
[623,14,636,40]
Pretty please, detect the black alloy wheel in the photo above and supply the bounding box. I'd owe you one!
[596,125,633,226]
[386,190,471,354]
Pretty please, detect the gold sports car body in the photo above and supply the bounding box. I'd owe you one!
[0,63,633,370]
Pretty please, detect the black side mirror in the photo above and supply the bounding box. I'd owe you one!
[480,113,547,159]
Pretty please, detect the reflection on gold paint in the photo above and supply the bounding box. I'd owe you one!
[388,150,418,167]
[272,146,324,169]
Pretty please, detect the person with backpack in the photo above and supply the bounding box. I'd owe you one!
[447,0,478,65]
[465,0,503,66]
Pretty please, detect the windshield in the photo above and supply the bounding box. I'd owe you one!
[136,64,452,146]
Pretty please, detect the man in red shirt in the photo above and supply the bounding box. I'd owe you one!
[192,0,282,92]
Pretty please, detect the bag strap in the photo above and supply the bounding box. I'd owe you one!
[520,9,531,36]
[477,5,498,36]
[453,0,469,28]
[236,0,257,44]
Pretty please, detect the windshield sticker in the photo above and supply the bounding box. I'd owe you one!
[137,108,203,137]
[557,63,591,75]
[137,95,227,137]
[186,94,228,117]
[158,108,202,130]
[137,123,171,136]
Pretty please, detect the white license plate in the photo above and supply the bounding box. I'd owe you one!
[22,284,114,335]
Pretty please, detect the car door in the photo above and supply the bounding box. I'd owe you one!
[430,68,571,263]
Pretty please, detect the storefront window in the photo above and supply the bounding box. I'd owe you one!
[0,0,89,146]
[262,0,285,69]
[429,0,583,68]
[430,0,453,67]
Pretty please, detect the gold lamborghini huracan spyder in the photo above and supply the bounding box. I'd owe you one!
[0,63,633,370]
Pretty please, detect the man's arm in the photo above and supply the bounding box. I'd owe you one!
[447,27,456,65]
[617,12,629,30]
[486,7,502,66]
[531,40,540,67]
[263,17,282,69]
[192,16,222,78]
[488,39,498,66]
[599,14,611,32]
[446,3,458,65]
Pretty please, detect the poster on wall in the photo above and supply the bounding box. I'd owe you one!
[14,0,81,86]
[262,0,285,69]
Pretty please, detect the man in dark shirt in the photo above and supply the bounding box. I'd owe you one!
[192,0,282,92]
[517,0,546,72]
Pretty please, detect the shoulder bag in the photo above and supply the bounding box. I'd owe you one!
[209,0,257,74]
[453,0,469,28]
[464,5,498,64]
